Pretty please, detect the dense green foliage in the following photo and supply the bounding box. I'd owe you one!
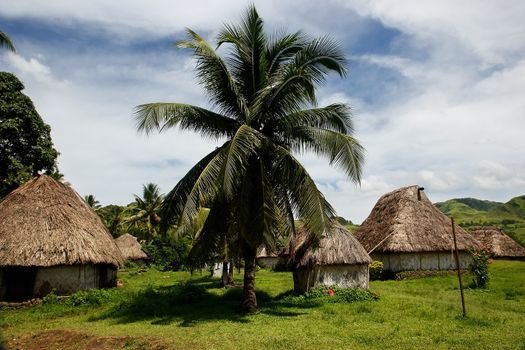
[141,235,192,271]
[279,285,378,305]
[436,195,525,246]
[0,72,59,198]
[2,261,524,349]
[369,260,384,280]
[126,183,163,239]
[469,249,490,288]
[135,6,363,312]
[98,204,128,237]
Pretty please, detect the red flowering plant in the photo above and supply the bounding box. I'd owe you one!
[327,289,335,297]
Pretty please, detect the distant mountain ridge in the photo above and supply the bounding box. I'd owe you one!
[435,195,525,246]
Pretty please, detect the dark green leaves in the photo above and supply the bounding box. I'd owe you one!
[135,103,240,139]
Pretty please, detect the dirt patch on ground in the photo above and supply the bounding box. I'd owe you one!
[5,329,168,350]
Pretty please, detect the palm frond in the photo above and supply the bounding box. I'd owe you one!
[175,148,227,235]
[277,103,353,135]
[217,5,268,106]
[177,29,247,118]
[222,125,265,198]
[266,31,305,76]
[135,103,240,138]
[160,147,224,233]
[289,126,364,183]
[252,36,347,123]
[272,145,336,242]
[0,32,15,52]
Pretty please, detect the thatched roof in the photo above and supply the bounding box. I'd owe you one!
[355,185,482,254]
[289,223,372,268]
[470,227,525,259]
[115,234,149,261]
[0,175,123,267]
[256,246,278,258]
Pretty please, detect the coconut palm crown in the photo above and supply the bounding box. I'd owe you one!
[135,6,364,313]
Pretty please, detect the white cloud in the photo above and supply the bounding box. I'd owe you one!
[1,0,524,223]
[3,52,67,87]
[348,0,525,66]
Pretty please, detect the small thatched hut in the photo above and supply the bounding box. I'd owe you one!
[0,175,123,301]
[256,246,279,268]
[115,234,149,263]
[355,185,482,273]
[289,224,372,293]
[470,227,525,260]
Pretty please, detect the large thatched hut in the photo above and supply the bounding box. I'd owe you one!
[0,175,123,301]
[470,227,525,260]
[115,234,149,263]
[355,185,482,273]
[256,246,279,268]
[289,224,372,293]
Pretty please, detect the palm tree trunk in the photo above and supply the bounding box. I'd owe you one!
[220,260,229,287]
[228,257,234,283]
[240,244,257,314]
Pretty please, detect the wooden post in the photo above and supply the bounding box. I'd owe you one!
[451,217,466,317]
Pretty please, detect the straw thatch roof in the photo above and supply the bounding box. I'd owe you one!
[355,185,482,254]
[115,234,149,261]
[256,246,277,258]
[0,175,123,267]
[470,227,525,259]
[289,223,372,268]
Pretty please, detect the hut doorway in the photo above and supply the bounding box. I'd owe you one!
[2,267,37,301]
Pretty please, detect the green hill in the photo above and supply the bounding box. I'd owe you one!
[489,195,525,219]
[435,195,525,247]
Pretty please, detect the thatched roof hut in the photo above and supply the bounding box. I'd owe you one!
[470,227,525,260]
[0,175,123,300]
[115,234,149,262]
[289,223,372,292]
[355,185,482,272]
[256,246,279,268]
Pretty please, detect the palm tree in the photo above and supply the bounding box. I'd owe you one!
[126,183,163,239]
[135,6,364,313]
[0,31,15,52]
[84,194,101,210]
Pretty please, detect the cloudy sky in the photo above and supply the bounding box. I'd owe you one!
[1,1,524,223]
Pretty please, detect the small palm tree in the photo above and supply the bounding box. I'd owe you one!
[135,6,364,313]
[0,31,16,52]
[126,183,163,239]
[84,194,101,210]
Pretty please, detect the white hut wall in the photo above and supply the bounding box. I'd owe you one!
[293,264,369,293]
[257,257,279,268]
[371,252,473,272]
[33,264,117,297]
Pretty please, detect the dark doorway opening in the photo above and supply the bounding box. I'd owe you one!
[2,267,37,301]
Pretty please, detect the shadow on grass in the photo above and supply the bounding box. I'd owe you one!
[91,281,315,326]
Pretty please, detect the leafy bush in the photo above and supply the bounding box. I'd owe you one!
[280,286,378,305]
[42,290,60,304]
[142,235,191,271]
[469,249,490,288]
[67,289,116,306]
[369,261,384,280]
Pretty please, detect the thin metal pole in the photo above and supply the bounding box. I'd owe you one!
[451,217,466,317]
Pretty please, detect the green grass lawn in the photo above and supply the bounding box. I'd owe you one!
[1,260,524,349]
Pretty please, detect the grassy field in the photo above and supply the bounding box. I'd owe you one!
[1,260,524,349]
